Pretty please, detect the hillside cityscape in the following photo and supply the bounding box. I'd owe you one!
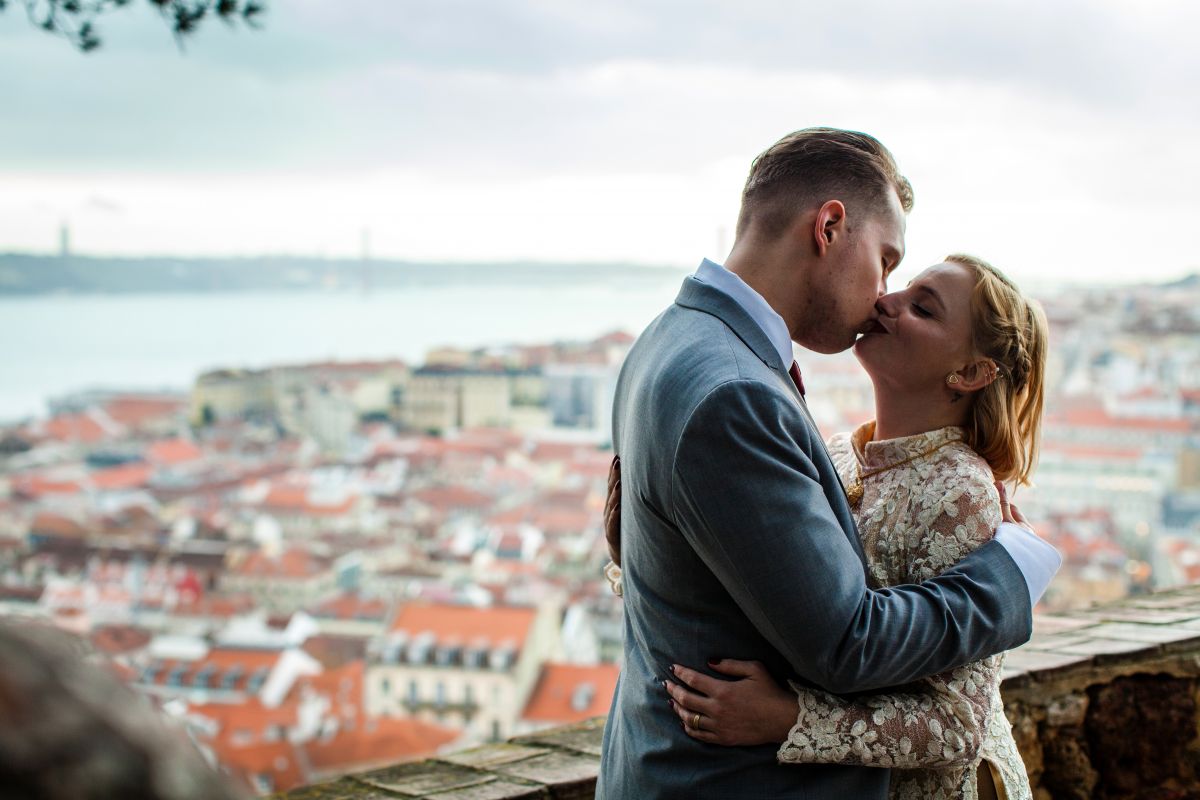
[2,272,1200,795]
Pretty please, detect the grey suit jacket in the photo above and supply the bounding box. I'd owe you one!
[596,277,1033,799]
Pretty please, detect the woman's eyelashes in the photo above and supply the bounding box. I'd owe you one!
[911,302,933,318]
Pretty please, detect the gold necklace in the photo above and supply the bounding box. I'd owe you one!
[846,438,959,509]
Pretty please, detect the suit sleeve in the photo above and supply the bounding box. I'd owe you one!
[670,380,1031,693]
[777,484,1006,767]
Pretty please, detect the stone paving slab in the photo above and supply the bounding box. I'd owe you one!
[440,743,550,770]
[1081,608,1200,625]
[1083,621,1200,645]
[425,781,546,800]
[1032,615,1100,635]
[1023,633,1099,652]
[273,779,398,799]
[1053,637,1158,659]
[1002,647,1088,677]
[359,760,499,796]
[510,720,605,757]
[491,751,600,787]
[1120,594,1200,610]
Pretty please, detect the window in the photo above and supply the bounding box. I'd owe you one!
[381,678,390,695]
[408,679,418,704]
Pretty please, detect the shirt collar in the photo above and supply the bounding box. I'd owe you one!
[693,259,794,369]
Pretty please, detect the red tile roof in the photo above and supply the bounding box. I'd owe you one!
[309,592,390,622]
[595,330,635,346]
[1040,442,1145,461]
[301,635,369,670]
[146,438,204,465]
[412,486,494,512]
[232,548,332,580]
[522,663,620,724]
[262,486,357,516]
[30,511,88,537]
[1047,407,1193,433]
[530,508,593,536]
[90,625,153,655]
[388,603,537,649]
[150,648,281,693]
[529,442,594,462]
[40,412,113,443]
[172,594,259,619]
[91,462,154,490]
[104,396,186,428]
[16,474,84,498]
[304,716,458,775]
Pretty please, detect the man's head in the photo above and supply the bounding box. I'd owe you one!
[728,128,912,354]
[736,127,913,239]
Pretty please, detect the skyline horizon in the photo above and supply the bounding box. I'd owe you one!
[2,246,1197,291]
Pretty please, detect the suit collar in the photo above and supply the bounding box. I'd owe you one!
[675,276,789,373]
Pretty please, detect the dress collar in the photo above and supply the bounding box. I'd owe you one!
[850,421,967,470]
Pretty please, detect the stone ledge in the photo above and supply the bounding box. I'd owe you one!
[274,719,605,799]
[279,585,1200,799]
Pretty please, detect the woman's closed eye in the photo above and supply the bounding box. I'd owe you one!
[911,303,933,318]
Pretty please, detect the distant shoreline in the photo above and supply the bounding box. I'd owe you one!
[0,254,688,296]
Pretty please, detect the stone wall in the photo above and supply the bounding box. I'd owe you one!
[1002,585,1200,799]
[279,585,1200,799]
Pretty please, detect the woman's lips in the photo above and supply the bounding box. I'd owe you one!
[859,319,888,336]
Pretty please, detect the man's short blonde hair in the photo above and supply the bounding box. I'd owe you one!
[736,127,914,239]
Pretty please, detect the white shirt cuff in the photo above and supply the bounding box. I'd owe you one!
[994,522,1062,607]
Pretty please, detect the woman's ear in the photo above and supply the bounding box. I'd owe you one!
[951,359,1000,393]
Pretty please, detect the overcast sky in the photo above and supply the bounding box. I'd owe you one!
[1,0,1197,285]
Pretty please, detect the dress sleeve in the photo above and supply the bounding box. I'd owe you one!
[603,561,623,597]
[778,472,1003,769]
[777,656,999,768]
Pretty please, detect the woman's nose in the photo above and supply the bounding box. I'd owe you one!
[875,293,899,318]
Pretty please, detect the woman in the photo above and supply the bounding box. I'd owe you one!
[606,254,1048,800]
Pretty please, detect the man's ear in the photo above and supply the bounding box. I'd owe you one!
[812,200,846,257]
[952,359,1000,393]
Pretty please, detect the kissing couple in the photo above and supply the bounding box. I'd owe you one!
[597,127,1061,799]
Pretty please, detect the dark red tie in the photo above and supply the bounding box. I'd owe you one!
[789,361,806,397]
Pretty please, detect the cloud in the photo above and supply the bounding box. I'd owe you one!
[2,0,1196,175]
[0,0,1197,280]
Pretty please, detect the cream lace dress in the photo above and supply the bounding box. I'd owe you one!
[775,422,1031,800]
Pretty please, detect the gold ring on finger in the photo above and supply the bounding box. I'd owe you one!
[692,712,701,729]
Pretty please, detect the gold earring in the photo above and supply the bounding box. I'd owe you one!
[946,374,960,386]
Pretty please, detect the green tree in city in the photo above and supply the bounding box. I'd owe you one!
[1,0,265,52]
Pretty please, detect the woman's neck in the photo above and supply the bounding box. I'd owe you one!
[872,388,969,441]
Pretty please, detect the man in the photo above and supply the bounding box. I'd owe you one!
[596,128,1059,799]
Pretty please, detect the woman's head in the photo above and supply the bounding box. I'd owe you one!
[854,254,1047,485]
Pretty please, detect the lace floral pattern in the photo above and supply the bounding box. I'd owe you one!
[777,423,1031,800]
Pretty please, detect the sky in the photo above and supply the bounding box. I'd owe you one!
[1,0,1198,285]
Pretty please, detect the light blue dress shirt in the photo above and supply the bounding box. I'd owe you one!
[692,258,1062,606]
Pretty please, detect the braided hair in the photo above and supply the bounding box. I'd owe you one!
[945,254,1048,486]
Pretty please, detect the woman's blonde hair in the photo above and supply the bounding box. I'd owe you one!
[945,254,1048,486]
